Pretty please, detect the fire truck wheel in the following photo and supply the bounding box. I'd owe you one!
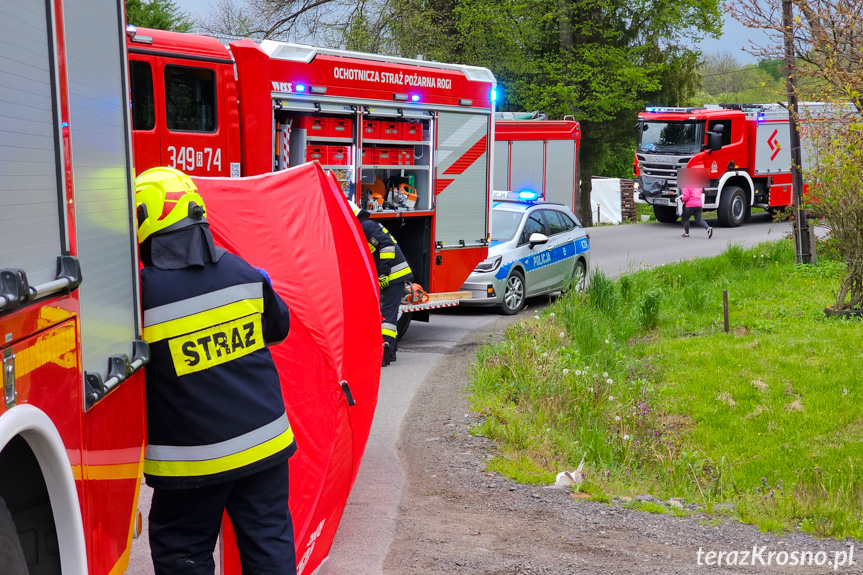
[498,269,526,315]
[0,497,28,575]
[718,186,747,227]
[397,312,413,340]
[652,205,679,223]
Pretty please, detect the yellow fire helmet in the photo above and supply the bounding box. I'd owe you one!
[135,167,207,243]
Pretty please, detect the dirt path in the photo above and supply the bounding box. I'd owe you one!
[383,319,860,575]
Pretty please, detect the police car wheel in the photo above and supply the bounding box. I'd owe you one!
[0,497,28,575]
[499,270,526,315]
[569,259,587,293]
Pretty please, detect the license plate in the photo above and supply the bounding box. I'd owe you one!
[653,198,672,206]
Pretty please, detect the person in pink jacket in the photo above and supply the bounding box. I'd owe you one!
[679,168,713,239]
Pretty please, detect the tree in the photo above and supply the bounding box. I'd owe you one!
[196,0,368,41]
[805,121,863,310]
[382,0,722,222]
[126,0,194,32]
[730,0,863,309]
[695,52,785,105]
[729,0,863,112]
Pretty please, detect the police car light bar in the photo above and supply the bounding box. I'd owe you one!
[492,190,540,203]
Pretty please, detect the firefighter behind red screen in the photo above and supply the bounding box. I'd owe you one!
[135,167,297,575]
[348,201,413,365]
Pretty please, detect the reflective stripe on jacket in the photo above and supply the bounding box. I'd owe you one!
[360,218,413,283]
[381,322,398,339]
[140,253,295,489]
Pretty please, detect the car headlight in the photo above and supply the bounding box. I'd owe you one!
[473,256,502,273]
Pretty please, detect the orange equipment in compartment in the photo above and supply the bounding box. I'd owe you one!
[396,183,418,209]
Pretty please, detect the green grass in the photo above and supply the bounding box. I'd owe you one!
[634,203,655,223]
[486,454,555,485]
[469,239,863,539]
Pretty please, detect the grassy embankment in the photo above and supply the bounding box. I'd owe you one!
[470,239,863,538]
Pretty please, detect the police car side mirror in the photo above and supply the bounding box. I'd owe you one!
[528,233,549,249]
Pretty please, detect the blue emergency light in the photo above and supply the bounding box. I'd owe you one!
[295,84,307,93]
[518,190,539,201]
[410,94,420,102]
[490,89,498,103]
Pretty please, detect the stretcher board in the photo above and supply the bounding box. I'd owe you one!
[399,298,464,313]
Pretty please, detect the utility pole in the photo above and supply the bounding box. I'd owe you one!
[782,0,814,264]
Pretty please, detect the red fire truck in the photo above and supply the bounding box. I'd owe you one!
[634,103,827,227]
[494,114,581,211]
[1,0,147,574]
[126,28,496,334]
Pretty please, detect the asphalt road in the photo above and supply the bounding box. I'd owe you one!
[125,213,790,574]
[589,212,789,277]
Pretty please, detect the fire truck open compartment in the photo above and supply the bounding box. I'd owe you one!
[273,105,434,213]
[271,101,438,291]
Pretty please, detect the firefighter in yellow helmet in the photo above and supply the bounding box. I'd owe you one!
[135,167,297,575]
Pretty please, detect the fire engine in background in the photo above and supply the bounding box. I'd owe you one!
[1,1,146,574]
[126,28,497,337]
[494,112,581,211]
[634,103,830,227]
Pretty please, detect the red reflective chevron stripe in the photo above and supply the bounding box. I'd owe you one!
[442,135,487,176]
[435,178,455,195]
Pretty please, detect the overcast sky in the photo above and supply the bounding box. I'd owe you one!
[174,0,770,65]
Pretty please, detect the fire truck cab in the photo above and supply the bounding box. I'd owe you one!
[127,30,497,333]
[1,1,146,574]
[634,104,818,227]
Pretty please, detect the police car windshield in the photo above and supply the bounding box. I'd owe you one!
[491,209,524,241]
[638,121,705,154]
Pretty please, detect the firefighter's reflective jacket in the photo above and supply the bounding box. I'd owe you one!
[360,218,412,284]
[141,253,295,489]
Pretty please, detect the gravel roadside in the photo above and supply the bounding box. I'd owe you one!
[382,316,861,575]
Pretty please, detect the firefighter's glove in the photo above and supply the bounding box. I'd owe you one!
[378,275,389,289]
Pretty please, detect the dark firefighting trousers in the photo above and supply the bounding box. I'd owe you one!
[149,460,296,575]
[380,281,404,356]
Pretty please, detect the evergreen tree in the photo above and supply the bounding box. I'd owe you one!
[126,0,193,32]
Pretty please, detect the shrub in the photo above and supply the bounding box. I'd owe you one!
[805,121,863,310]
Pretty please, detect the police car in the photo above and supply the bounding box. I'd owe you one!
[461,191,590,314]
